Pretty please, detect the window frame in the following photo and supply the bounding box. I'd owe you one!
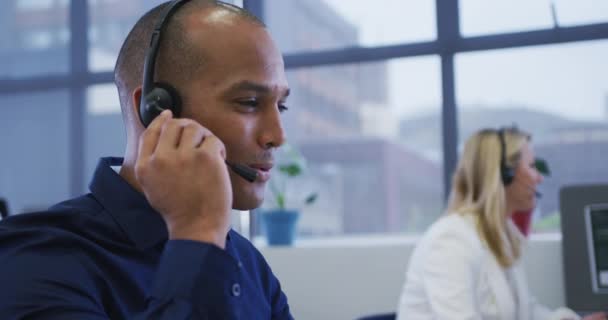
[0,0,607,217]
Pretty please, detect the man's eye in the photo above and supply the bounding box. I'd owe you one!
[278,104,289,113]
[237,99,259,108]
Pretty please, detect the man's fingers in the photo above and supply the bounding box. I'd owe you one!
[156,119,185,154]
[138,110,172,160]
[180,122,207,149]
[198,135,226,160]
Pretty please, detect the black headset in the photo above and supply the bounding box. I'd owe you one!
[498,128,515,186]
[139,0,188,128]
[138,0,258,183]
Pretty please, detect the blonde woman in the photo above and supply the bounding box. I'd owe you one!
[396,128,606,320]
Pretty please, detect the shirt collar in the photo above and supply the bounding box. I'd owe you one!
[89,157,168,249]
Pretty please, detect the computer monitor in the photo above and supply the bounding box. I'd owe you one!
[0,197,8,219]
[560,184,608,312]
[584,204,608,294]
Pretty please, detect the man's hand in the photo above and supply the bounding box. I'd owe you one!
[135,110,233,249]
[581,312,607,320]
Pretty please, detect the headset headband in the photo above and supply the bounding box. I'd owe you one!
[141,0,190,98]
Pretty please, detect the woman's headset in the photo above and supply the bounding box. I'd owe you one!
[498,128,516,186]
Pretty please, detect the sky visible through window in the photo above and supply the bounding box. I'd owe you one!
[323,0,608,122]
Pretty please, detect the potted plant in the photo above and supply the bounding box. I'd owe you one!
[260,145,317,246]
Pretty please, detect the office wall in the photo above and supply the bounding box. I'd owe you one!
[260,235,565,320]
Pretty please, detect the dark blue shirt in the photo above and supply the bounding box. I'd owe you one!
[0,157,292,320]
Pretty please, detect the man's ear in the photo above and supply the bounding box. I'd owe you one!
[131,86,143,127]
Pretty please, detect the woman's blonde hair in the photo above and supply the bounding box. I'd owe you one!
[447,128,531,268]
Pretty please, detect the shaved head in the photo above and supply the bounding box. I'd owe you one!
[113,0,264,129]
[113,0,288,210]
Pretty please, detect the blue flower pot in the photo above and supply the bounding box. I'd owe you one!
[260,209,300,246]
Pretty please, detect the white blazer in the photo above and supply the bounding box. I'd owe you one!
[396,213,579,320]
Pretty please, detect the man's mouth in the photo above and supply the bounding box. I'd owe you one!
[249,163,273,171]
[248,163,273,182]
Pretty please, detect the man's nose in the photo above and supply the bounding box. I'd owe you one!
[257,106,286,149]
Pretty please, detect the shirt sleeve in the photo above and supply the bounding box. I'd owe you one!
[421,227,483,320]
[0,239,252,320]
[513,255,580,320]
[0,250,109,320]
[136,240,245,320]
[263,257,293,320]
[530,303,580,320]
[142,239,295,320]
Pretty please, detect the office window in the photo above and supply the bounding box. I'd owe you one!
[260,57,443,237]
[456,40,608,232]
[85,85,125,189]
[0,91,70,215]
[0,0,69,78]
[89,0,245,72]
[553,0,608,27]
[89,0,165,72]
[460,0,556,36]
[461,0,608,37]
[265,0,436,54]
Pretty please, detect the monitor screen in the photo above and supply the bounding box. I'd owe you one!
[585,204,608,293]
[560,184,608,312]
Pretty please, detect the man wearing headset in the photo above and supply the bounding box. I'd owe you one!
[0,1,292,319]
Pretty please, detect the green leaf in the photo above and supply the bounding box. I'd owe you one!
[305,193,318,205]
[279,163,302,177]
[276,193,285,210]
[535,158,551,176]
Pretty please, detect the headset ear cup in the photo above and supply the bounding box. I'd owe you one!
[497,128,516,186]
[502,168,515,186]
[154,82,182,117]
[140,83,182,127]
